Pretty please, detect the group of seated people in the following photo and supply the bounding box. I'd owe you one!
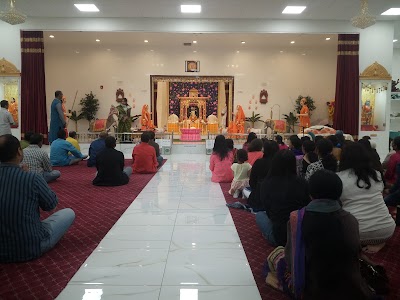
[0,130,164,263]
[209,132,397,299]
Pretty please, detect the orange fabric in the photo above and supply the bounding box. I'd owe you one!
[132,142,158,173]
[93,120,107,132]
[299,105,310,129]
[228,105,245,134]
[141,105,155,130]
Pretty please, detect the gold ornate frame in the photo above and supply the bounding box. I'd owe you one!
[0,58,20,77]
[360,61,391,80]
[150,75,234,124]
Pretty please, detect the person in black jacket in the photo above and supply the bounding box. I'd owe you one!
[92,136,132,186]
[246,140,279,210]
[256,150,310,246]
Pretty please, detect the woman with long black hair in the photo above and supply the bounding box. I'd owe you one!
[209,135,234,182]
[305,138,337,180]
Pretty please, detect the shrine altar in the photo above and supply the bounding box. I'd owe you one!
[180,128,202,141]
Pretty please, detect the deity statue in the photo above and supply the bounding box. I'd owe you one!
[8,98,18,125]
[189,107,198,122]
[228,105,245,134]
[326,100,335,125]
[297,97,310,132]
[141,104,155,130]
[362,100,373,125]
[220,105,227,129]
[116,98,132,133]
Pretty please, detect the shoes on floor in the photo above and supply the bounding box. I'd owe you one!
[233,190,240,198]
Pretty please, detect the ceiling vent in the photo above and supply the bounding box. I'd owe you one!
[183,42,192,46]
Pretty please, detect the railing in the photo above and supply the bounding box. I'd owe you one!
[75,132,175,144]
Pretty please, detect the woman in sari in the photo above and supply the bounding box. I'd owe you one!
[141,104,155,130]
[116,98,132,133]
[228,105,245,134]
[265,170,374,300]
[297,97,310,132]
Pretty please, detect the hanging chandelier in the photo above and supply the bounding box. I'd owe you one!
[0,0,26,25]
[351,0,376,29]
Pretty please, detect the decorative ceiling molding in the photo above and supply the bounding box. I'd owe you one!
[360,61,391,80]
[0,58,20,77]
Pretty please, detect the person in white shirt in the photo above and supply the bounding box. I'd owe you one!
[337,142,395,253]
[0,100,14,136]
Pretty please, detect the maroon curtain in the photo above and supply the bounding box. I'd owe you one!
[20,31,48,141]
[333,34,359,136]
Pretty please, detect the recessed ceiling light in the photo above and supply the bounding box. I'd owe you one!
[74,4,99,12]
[193,50,197,53]
[75,50,80,54]
[181,5,201,13]
[302,53,306,56]
[106,48,111,51]
[381,8,400,15]
[280,50,284,53]
[95,39,100,42]
[241,41,246,44]
[282,6,306,14]
[150,50,154,52]
[49,35,54,38]
[290,41,295,44]
[144,40,148,43]
[394,39,398,43]
[325,37,331,40]
[193,40,197,44]
[236,51,240,53]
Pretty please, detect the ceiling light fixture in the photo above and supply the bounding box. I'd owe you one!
[181,5,201,13]
[241,41,246,44]
[381,8,400,15]
[282,6,306,14]
[95,39,100,42]
[351,0,376,29]
[193,50,197,53]
[49,35,55,38]
[236,51,240,53]
[144,40,148,43]
[193,40,197,44]
[394,39,398,43]
[325,37,331,40]
[290,41,295,44]
[74,4,99,12]
[0,0,27,25]
[280,50,284,53]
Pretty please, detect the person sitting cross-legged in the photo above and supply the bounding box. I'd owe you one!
[0,134,75,263]
[93,136,132,186]
[23,133,61,183]
[66,131,81,152]
[87,131,108,167]
[132,132,158,174]
[50,129,87,166]
[147,130,163,167]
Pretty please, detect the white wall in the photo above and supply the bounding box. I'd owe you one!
[44,39,337,132]
[0,22,22,139]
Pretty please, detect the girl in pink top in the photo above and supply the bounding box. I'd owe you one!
[276,135,288,150]
[247,138,264,165]
[209,135,234,183]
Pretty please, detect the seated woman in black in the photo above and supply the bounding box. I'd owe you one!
[288,135,303,156]
[246,140,279,210]
[301,140,318,175]
[255,150,310,246]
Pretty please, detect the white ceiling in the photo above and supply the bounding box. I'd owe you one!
[9,0,400,20]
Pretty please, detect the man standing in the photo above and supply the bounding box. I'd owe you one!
[49,91,66,144]
[23,133,61,183]
[0,134,75,262]
[93,136,132,186]
[50,129,87,166]
[132,132,158,174]
[87,131,108,167]
[0,100,14,136]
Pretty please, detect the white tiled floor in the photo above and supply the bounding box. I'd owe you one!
[56,154,261,300]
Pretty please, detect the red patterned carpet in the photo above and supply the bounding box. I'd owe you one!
[0,160,160,300]
[220,183,400,300]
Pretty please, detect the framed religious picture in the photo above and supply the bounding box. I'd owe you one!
[185,60,200,72]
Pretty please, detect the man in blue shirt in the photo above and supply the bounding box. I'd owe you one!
[87,131,108,167]
[49,90,66,144]
[50,129,87,166]
[0,134,75,262]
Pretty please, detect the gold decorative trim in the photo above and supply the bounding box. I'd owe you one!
[151,75,234,84]
[21,48,43,53]
[338,40,359,45]
[20,37,44,43]
[0,58,20,76]
[360,61,391,80]
[337,51,359,55]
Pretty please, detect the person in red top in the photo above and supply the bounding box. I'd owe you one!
[132,132,158,174]
[385,136,400,185]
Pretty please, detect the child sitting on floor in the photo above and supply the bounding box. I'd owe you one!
[229,149,252,198]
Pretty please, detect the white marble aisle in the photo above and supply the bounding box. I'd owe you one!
[57,154,261,300]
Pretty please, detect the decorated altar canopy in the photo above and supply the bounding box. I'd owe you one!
[178,89,210,122]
